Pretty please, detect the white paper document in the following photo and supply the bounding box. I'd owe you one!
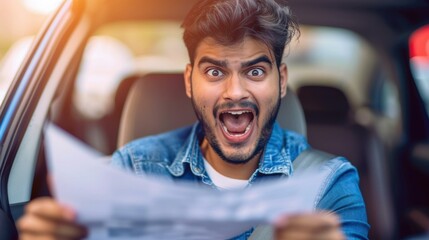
[44,123,326,240]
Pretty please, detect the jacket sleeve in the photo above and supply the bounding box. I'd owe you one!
[316,157,370,240]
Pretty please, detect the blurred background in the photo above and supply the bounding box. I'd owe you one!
[0,0,63,102]
[1,1,429,239]
[1,0,425,169]
[0,0,428,151]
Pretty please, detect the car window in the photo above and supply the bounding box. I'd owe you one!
[4,0,71,205]
[72,22,188,121]
[378,79,400,120]
[67,21,189,153]
[73,36,135,120]
[410,25,429,116]
[0,0,58,106]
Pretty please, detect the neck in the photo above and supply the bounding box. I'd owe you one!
[200,139,261,180]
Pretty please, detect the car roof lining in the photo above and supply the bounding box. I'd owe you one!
[78,0,429,50]
[82,0,429,23]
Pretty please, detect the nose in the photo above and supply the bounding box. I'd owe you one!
[222,74,250,101]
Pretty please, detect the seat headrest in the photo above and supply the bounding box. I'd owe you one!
[117,73,196,147]
[297,85,350,124]
[117,73,306,147]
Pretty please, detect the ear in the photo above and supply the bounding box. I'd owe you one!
[184,64,192,98]
[279,63,288,98]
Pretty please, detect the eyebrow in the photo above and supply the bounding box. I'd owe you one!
[197,55,273,69]
[241,55,272,68]
[197,57,228,68]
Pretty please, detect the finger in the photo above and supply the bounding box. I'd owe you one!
[17,212,87,239]
[20,232,81,240]
[315,228,345,240]
[20,233,56,240]
[276,230,345,240]
[275,226,345,240]
[276,212,340,231]
[275,229,312,240]
[25,197,75,221]
[18,197,87,239]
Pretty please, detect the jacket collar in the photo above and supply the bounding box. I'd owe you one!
[167,122,293,178]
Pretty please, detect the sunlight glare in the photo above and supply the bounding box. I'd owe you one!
[21,0,64,14]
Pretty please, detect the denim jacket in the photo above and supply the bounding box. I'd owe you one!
[112,122,369,239]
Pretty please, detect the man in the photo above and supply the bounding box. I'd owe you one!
[17,0,369,239]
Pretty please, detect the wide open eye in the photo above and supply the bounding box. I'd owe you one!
[207,68,224,77]
[247,68,264,77]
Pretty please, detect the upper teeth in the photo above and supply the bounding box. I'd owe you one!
[227,111,250,115]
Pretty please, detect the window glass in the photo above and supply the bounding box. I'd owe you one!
[379,79,400,119]
[70,21,189,153]
[73,36,135,120]
[72,21,188,120]
[410,25,429,115]
[0,0,58,105]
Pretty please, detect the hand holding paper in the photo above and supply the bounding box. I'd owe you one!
[44,123,328,240]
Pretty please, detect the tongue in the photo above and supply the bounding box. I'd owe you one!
[222,113,252,134]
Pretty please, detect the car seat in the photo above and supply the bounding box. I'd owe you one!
[297,85,367,166]
[117,72,306,147]
[297,84,394,240]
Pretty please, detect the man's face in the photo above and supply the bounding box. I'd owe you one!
[184,37,288,164]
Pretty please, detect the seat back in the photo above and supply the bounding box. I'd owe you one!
[117,73,196,147]
[297,84,393,240]
[297,85,367,168]
[117,72,306,147]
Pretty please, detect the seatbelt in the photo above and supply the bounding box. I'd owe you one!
[248,148,335,240]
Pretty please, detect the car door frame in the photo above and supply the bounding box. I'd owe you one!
[0,0,87,238]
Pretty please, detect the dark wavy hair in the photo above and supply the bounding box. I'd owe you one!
[182,0,299,66]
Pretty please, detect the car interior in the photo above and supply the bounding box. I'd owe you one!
[1,0,429,239]
[116,73,306,148]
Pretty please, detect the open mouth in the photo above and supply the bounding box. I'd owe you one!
[219,110,255,141]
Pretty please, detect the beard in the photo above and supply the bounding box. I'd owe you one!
[191,94,281,165]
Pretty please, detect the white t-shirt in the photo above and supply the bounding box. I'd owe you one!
[203,159,249,190]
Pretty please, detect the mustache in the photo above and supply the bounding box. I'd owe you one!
[213,101,259,118]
